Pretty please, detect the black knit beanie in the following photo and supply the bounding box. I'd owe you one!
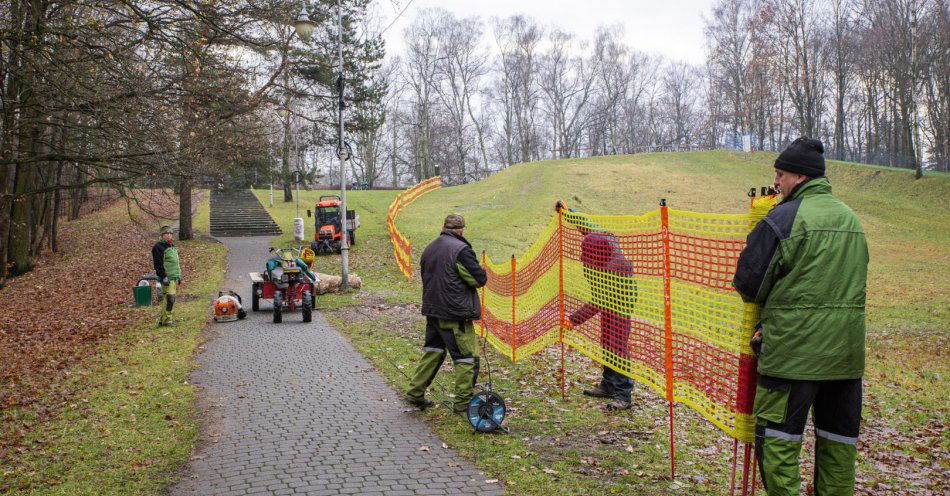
[774,137,826,177]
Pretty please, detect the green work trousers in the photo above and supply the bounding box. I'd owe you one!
[406,317,480,412]
[754,375,862,496]
[158,280,177,325]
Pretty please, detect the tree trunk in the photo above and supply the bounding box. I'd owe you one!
[9,164,33,275]
[34,191,51,255]
[179,177,193,240]
[69,167,83,220]
[834,75,846,159]
[50,159,65,252]
[281,108,293,202]
[0,162,13,286]
[390,117,398,188]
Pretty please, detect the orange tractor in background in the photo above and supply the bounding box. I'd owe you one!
[307,195,360,254]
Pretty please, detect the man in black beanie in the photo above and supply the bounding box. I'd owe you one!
[733,137,869,495]
[772,137,826,200]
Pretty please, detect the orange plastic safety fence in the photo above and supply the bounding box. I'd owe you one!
[480,216,561,361]
[387,177,442,279]
[477,195,778,443]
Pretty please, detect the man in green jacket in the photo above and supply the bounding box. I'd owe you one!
[152,225,182,327]
[734,138,868,496]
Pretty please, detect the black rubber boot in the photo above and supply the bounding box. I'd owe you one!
[405,396,435,411]
[606,399,632,410]
[582,386,612,398]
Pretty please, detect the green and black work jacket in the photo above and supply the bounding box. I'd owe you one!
[420,229,487,321]
[152,240,180,281]
[733,176,868,380]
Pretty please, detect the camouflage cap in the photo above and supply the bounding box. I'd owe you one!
[160,225,173,234]
[443,214,465,230]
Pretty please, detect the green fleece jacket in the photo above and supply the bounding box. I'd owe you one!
[163,244,181,281]
[733,177,868,380]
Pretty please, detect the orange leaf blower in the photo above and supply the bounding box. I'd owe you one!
[213,291,247,323]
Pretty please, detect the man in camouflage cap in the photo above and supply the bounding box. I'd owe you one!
[405,214,487,413]
[151,225,182,327]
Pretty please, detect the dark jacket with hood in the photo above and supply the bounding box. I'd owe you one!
[420,229,488,321]
[733,176,868,380]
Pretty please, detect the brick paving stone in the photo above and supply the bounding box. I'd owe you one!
[168,236,503,495]
[298,490,335,496]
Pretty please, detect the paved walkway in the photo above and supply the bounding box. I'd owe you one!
[170,236,503,496]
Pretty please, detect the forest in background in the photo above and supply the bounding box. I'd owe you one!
[359,0,946,187]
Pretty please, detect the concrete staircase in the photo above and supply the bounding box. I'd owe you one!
[210,190,282,237]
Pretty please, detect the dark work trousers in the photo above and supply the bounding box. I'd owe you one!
[599,309,633,402]
[754,375,862,496]
[571,303,634,402]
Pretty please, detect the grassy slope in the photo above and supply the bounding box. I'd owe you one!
[253,151,949,494]
[395,150,950,333]
[2,194,227,496]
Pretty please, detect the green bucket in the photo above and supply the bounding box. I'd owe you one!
[133,284,152,306]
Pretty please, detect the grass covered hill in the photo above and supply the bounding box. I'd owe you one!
[396,150,949,335]
[256,150,948,494]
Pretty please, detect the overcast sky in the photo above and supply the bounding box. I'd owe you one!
[373,0,714,64]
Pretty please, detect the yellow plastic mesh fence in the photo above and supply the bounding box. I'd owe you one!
[476,194,777,443]
[387,177,442,279]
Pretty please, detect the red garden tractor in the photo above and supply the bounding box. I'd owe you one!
[308,195,359,255]
[249,247,317,323]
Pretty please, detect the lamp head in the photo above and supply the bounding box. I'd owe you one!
[294,6,316,41]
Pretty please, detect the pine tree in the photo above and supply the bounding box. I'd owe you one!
[291,0,387,187]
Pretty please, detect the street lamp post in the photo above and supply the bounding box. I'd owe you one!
[294,0,350,289]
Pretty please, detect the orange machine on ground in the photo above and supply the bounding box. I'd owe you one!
[307,195,359,254]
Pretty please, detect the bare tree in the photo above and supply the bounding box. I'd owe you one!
[919,0,949,171]
[428,12,489,181]
[768,0,827,138]
[493,15,544,164]
[828,0,856,159]
[590,25,634,155]
[538,30,594,158]
[705,0,753,138]
[662,62,703,145]
[403,9,442,180]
